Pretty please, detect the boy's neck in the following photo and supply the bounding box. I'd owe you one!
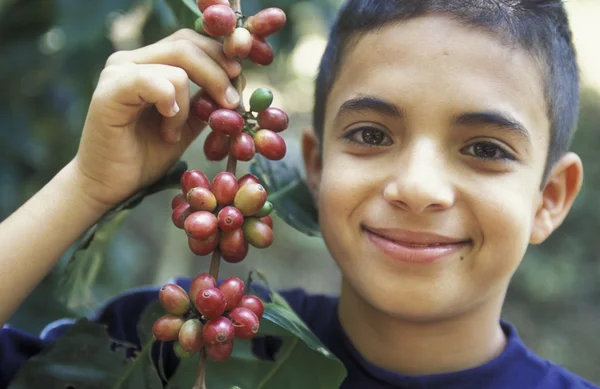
[337,279,508,376]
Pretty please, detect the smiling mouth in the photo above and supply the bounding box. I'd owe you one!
[362,226,471,246]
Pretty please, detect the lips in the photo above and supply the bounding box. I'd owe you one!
[363,226,470,246]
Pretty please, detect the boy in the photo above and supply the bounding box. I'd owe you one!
[0,0,597,387]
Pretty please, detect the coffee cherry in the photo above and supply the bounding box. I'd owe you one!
[233,182,267,216]
[195,287,227,319]
[217,206,244,232]
[152,315,185,341]
[219,277,245,311]
[254,129,286,160]
[245,8,286,38]
[194,16,206,35]
[191,92,219,122]
[223,27,253,60]
[248,34,274,66]
[231,132,256,161]
[228,307,260,339]
[188,231,220,256]
[219,229,249,263]
[208,109,244,136]
[257,107,288,132]
[249,88,273,113]
[172,202,193,229]
[173,341,193,359]
[211,172,239,205]
[259,215,273,228]
[181,170,210,194]
[205,341,234,361]
[203,316,235,344]
[204,131,230,161]
[202,5,237,37]
[171,193,186,210]
[189,273,217,302]
[184,211,218,240]
[238,295,264,319]
[238,173,260,188]
[254,201,273,218]
[197,0,229,12]
[242,218,274,249]
[159,284,191,316]
[178,319,204,353]
[187,187,217,212]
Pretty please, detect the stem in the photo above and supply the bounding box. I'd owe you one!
[195,1,244,388]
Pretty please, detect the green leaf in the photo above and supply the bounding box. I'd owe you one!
[167,272,346,389]
[250,155,321,237]
[8,319,163,389]
[162,0,202,30]
[57,161,188,310]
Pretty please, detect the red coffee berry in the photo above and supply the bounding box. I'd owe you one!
[195,287,227,319]
[152,315,185,341]
[184,211,218,240]
[189,273,217,302]
[238,173,260,188]
[211,172,239,205]
[223,27,253,60]
[171,193,186,210]
[233,182,267,216]
[229,307,260,339]
[178,319,204,353]
[245,8,286,38]
[181,170,210,194]
[219,277,245,311]
[202,5,237,37]
[217,206,244,232]
[172,202,193,229]
[203,130,230,161]
[257,107,289,132]
[248,34,274,66]
[259,215,273,228]
[219,229,249,263]
[238,295,264,319]
[242,218,274,249]
[190,92,219,122]
[202,316,235,344]
[231,132,256,161]
[187,187,217,212]
[188,231,220,256]
[159,284,191,316]
[196,0,229,12]
[208,109,244,136]
[205,341,234,361]
[254,129,286,160]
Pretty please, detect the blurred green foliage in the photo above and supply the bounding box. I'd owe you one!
[1,0,599,384]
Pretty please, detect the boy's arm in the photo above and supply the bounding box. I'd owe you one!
[0,160,108,326]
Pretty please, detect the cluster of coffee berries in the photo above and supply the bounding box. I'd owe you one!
[196,0,285,66]
[191,87,288,162]
[171,169,274,262]
[152,274,265,361]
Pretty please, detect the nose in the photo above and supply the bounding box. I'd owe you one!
[383,140,455,213]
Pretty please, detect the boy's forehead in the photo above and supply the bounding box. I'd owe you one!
[324,14,549,146]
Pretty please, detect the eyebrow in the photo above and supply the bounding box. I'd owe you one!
[335,96,531,144]
[453,111,531,144]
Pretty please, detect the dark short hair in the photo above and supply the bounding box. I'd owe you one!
[313,0,579,183]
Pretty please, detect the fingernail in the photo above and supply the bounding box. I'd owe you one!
[226,87,240,106]
[170,101,180,116]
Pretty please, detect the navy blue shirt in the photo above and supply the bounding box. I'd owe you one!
[1,278,598,389]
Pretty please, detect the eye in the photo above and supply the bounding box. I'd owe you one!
[343,127,393,147]
[462,141,515,161]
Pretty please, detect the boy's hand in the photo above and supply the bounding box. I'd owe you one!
[74,29,242,211]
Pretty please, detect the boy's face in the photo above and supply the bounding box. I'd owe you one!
[304,14,580,321]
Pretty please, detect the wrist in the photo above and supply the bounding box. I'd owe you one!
[62,159,115,218]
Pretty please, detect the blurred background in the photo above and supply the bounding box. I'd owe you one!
[1,0,599,383]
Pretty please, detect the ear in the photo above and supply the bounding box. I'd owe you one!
[530,152,584,244]
[301,126,323,206]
